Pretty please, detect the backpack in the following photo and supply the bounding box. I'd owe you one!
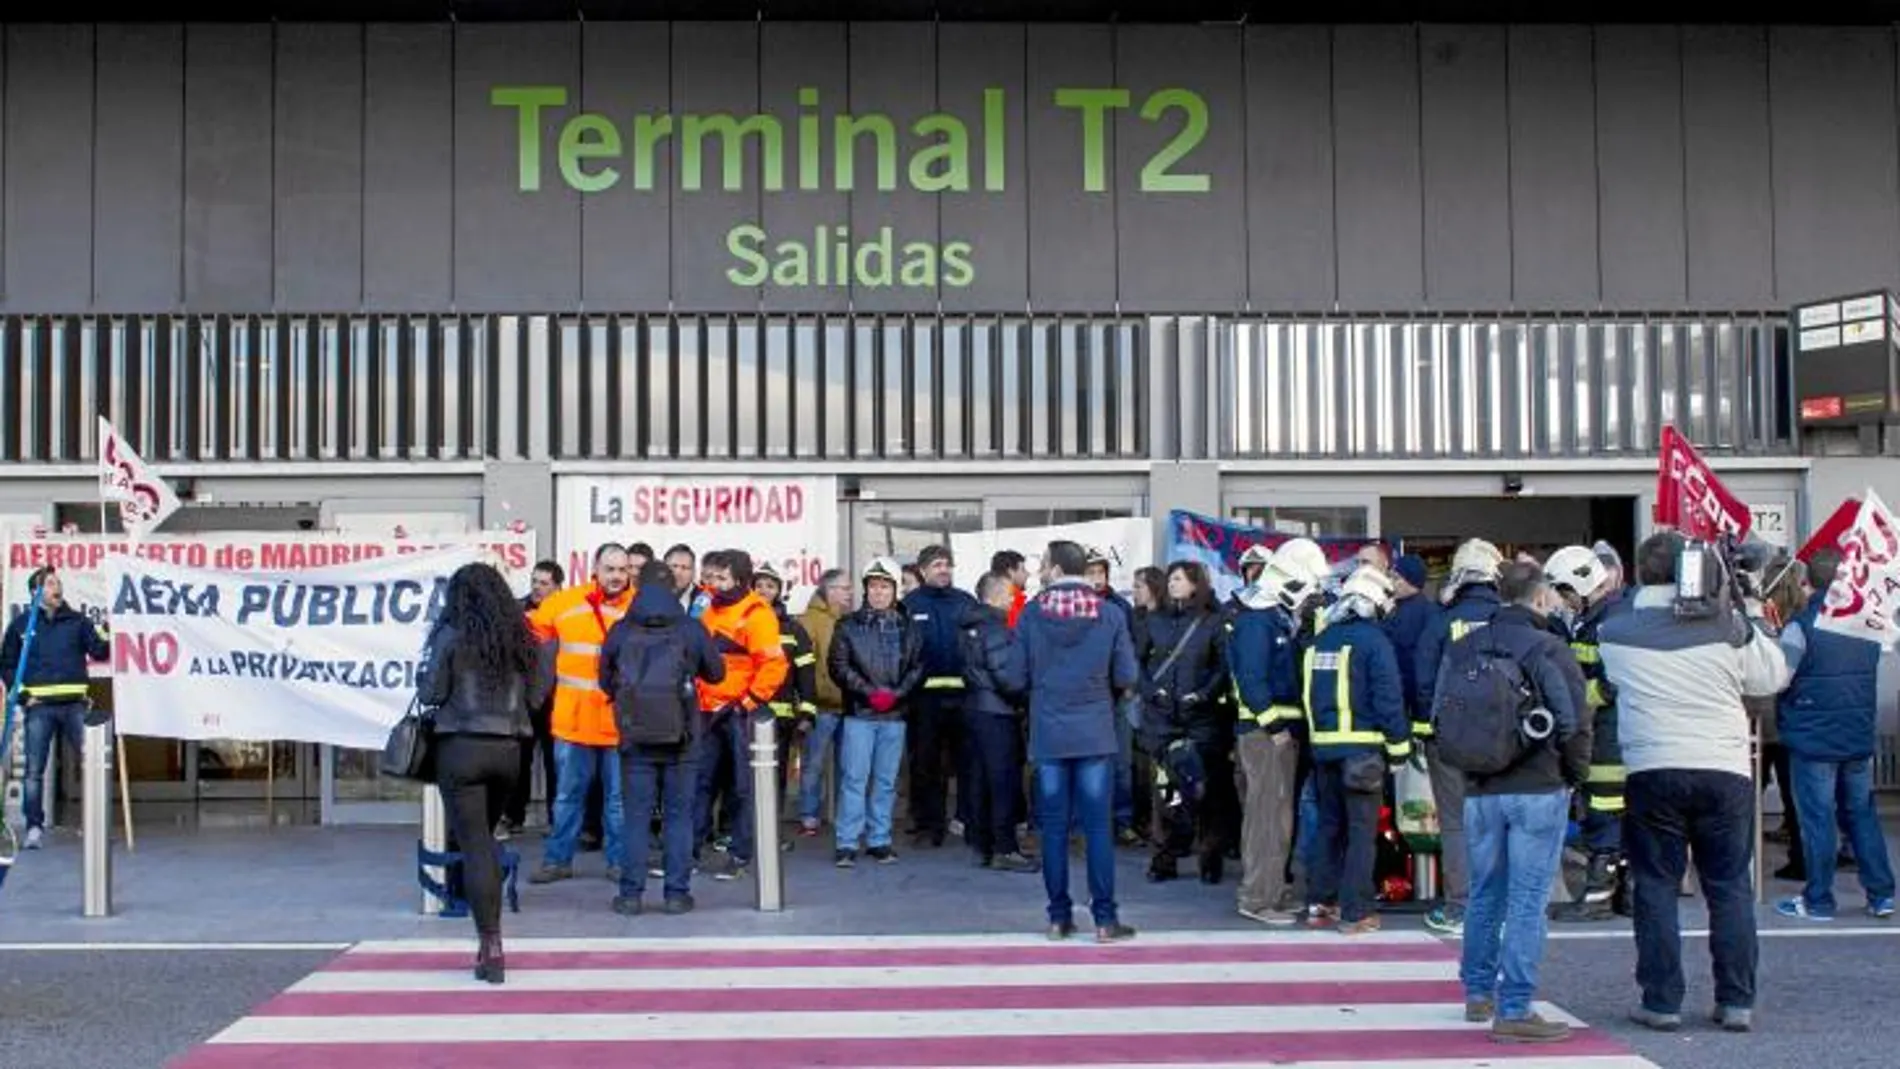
[1430,624,1541,775]
[607,623,698,749]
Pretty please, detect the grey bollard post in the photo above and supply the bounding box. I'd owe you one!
[82,720,113,917]
[1413,851,1440,906]
[751,713,784,912]
[420,783,447,916]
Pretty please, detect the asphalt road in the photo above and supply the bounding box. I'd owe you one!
[4,930,1895,1068]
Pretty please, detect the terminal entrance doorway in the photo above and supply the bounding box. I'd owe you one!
[1381,495,1638,580]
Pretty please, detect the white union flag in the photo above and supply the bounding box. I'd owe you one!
[97,416,181,541]
[1816,489,1900,647]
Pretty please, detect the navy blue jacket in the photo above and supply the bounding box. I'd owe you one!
[1019,579,1139,762]
[1414,584,1503,728]
[960,603,1028,718]
[1227,600,1305,737]
[1,605,109,696]
[1452,606,1594,796]
[1383,592,1440,719]
[1302,616,1411,763]
[903,583,981,683]
[1779,593,1883,762]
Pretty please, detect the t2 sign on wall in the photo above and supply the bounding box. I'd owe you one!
[1750,503,1790,547]
[495,84,1212,293]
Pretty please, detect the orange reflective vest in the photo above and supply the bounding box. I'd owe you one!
[697,591,788,713]
[527,582,632,747]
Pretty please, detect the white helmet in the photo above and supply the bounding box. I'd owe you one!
[1262,538,1328,613]
[1239,544,1274,573]
[1337,565,1397,617]
[1274,539,1330,587]
[861,557,902,587]
[1450,538,1505,584]
[1544,545,1610,602]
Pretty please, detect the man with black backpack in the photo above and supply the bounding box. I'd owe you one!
[1431,562,1591,1045]
[601,561,726,917]
[1413,538,1507,936]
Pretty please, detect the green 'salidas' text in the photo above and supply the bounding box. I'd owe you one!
[493,86,1211,290]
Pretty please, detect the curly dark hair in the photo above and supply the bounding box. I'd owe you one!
[439,563,537,684]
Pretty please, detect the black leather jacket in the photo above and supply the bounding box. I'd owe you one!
[416,623,548,738]
[828,607,925,719]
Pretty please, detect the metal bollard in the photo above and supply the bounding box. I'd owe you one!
[82,720,112,918]
[750,713,784,912]
[1413,851,1440,906]
[420,784,447,916]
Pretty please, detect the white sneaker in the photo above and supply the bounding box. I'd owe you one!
[24,826,44,850]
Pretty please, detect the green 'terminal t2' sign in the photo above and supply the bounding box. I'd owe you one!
[494,86,1212,291]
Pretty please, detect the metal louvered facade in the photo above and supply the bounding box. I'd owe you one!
[0,313,1790,466]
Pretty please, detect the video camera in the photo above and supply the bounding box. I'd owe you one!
[1674,533,1772,634]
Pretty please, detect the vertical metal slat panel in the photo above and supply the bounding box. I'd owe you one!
[556,317,582,461]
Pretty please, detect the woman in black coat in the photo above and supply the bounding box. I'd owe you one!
[1136,561,1232,885]
[416,563,551,984]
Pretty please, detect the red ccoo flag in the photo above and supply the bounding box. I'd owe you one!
[1653,424,1752,541]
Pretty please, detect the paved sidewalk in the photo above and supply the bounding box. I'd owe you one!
[3,800,1899,944]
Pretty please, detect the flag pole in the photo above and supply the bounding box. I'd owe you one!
[97,443,136,854]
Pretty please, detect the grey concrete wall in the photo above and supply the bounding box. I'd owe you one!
[1,22,1897,315]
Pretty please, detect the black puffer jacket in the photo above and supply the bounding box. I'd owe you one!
[828,606,926,720]
[1137,602,1228,750]
[417,623,550,738]
[960,603,1028,718]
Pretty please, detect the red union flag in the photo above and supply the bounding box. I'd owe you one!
[1816,489,1900,647]
[1796,497,1861,563]
[1653,425,1752,541]
[97,416,181,542]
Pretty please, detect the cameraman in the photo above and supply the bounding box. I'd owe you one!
[1598,531,1789,1035]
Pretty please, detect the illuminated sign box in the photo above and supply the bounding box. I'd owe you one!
[1792,290,1900,426]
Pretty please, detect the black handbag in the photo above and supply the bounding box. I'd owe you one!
[1342,751,1387,794]
[380,697,436,781]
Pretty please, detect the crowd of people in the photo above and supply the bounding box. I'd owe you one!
[400,523,1899,1041]
[0,509,1866,1044]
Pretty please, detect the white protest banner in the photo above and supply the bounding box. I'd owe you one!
[556,475,839,607]
[104,548,475,747]
[951,518,1152,598]
[1816,489,1900,647]
[4,530,536,676]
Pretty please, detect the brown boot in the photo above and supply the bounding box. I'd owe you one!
[1492,1013,1571,1044]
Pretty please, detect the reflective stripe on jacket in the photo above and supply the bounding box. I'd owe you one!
[1302,617,1412,763]
[527,582,631,747]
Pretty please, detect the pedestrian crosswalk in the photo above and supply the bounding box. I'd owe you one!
[170,930,1656,1068]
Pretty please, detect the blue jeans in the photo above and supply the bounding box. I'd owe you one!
[837,717,906,851]
[1460,790,1570,1019]
[1791,755,1896,913]
[544,740,624,868]
[619,748,697,902]
[21,701,87,830]
[693,712,755,863]
[1037,755,1118,927]
[1626,770,1757,1014]
[798,711,842,826]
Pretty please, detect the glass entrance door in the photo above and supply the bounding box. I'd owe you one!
[317,505,480,825]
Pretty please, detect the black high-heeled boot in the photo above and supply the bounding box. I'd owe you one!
[475,934,506,984]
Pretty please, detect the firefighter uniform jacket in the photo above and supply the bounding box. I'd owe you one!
[1226,597,1306,737]
[766,602,819,722]
[1569,592,1625,816]
[1302,617,1413,764]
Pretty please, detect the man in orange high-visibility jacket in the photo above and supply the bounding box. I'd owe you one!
[692,549,788,882]
[527,543,634,885]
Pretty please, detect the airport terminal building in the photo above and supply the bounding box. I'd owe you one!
[0,3,1897,819]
